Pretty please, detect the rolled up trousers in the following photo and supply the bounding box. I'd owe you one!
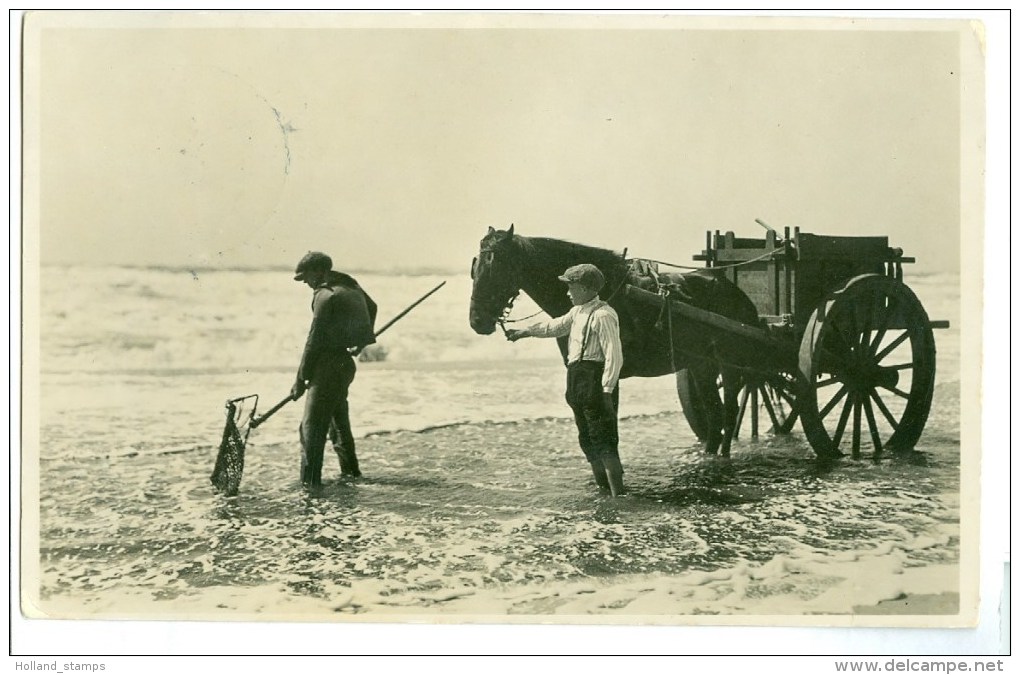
[299,352,357,485]
[564,360,620,463]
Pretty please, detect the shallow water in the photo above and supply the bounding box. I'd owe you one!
[30,267,962,619]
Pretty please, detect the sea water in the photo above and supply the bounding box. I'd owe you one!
[30,265,963,619]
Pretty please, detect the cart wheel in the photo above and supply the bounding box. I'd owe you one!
[732,372,800,439]
[798,274,936,459]
[676,369,708,441]
[677,370,799,442]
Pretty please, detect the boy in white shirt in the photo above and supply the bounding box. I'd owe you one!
[506,264,626,496]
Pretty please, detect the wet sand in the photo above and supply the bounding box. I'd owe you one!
[356,411,963,619]
[33,408,963,623]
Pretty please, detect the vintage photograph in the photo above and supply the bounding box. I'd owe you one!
[18,10,988,640]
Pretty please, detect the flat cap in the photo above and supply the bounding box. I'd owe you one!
[557,263,605,291]
[294,251,333,281]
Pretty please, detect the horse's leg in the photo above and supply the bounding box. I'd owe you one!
[720,368,742,458]
[691,362,722,455]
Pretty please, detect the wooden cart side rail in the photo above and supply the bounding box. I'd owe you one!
[622,284,800,370]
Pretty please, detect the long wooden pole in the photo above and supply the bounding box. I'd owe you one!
[372,281,446,339]
[250,280,448,429]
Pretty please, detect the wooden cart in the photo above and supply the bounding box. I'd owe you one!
[623,220,950,459]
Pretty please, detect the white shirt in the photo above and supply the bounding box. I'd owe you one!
[525,298,623,392]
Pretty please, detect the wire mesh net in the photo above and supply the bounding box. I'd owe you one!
[211,397,255,496]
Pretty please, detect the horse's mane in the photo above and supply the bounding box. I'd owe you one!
[512,235,627,276]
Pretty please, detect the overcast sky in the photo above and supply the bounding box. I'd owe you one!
[28,13,978,272]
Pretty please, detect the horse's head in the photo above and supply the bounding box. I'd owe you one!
[469,224,520,335]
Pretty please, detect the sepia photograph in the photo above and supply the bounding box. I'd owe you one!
[14,9,1004,657]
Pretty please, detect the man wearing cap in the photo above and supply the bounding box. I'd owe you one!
[505,264,626,496]
[291,251,378,488]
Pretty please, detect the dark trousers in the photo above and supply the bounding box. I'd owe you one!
[565,361,620,463]
[299,352,358,486]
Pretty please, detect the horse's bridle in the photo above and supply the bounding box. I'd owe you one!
[470,246,525,335]
[471,246,641,336]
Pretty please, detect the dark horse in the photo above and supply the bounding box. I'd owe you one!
[468,225,760,456]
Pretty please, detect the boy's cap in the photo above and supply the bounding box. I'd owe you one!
[557,263,605,291]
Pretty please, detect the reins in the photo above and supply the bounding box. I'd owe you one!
[631,247,778,272]
[498,307,544,329]
[601,248,631,304]
[494,292,540,337]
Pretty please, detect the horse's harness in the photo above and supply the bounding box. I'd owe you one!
[469,247,533,337]
[471,243,784,383]
[471,244,633,338]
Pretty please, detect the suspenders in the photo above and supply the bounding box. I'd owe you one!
[576,305,602,363]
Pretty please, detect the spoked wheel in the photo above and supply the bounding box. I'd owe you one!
[677,369,799,443]
[798,274,936,459]
[732,372,800,439]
